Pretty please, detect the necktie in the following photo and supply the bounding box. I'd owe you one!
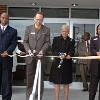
[2,26,4,33]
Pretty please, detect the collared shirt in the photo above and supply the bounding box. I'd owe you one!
[0,24,8,31]
[85,40,90,52]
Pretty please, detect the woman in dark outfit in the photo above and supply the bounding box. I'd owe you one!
[49,25,75,100]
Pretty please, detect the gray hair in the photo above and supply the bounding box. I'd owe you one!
[61,24,69,30]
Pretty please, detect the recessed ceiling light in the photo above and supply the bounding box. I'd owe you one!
[32,2,37,6]
[71,3,78,7]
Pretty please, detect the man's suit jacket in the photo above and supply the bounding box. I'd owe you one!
[23,25,50,64]
[0,25,17,62]
[90,36,100,76]
[77,40,91,64]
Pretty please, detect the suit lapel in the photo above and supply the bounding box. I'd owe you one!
[36,25,44,41]
[82,42,87,51]
[0,26,3,33]
[29,25,36,42]
[80,42,88,53]
[94,36,99,50]
[0,25,9,35]
[3,26,9,34]
[31,25,35,33]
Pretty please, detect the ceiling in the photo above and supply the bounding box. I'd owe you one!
[0,0,100,8]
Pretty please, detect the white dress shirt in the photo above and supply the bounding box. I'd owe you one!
[0,24,8,32]
[86,40,90,52]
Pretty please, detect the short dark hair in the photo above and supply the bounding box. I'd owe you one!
[96,24,100,35]
[84,32,90,37]
[35,11,44,18]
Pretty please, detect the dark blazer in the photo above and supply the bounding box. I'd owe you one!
[90,36,100,76]
[0,25,17,100]
[52,36,75,56]
[49,36,75,84]
[0,25,17,55]
[52,36,75,70]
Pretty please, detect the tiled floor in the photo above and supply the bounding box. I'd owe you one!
[0,86,98,100]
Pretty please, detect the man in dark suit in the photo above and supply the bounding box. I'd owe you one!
[0,13,17,100]
[77,32,91,91]
[89,24,100,100]
[23,12,50,100]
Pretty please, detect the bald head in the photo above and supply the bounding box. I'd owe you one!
[0,12,9,26]
[1,13,9,17]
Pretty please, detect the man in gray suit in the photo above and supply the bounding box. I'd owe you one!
[23,12,50,100]
[77,32,91,91]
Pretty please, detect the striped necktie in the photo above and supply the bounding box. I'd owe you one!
[2,26,5,32]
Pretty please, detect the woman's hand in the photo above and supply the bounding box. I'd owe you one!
[66,55,71,59]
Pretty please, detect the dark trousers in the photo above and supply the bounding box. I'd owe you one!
[89,62,100,100]
[0,57,13,100]
[26,58,44,100]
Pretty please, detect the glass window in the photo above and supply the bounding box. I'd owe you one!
[8,7,69,18]
[8,7,39,17]
[9,19,33,39]
[71,8,99,19]
[42,8,69,18]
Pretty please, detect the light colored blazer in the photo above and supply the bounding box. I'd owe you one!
[23,25,50,64]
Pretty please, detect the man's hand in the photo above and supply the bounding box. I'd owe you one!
[28,50,33,56]
[38,51,43,55]
[1,51,8,57]
[97,52,100,56]
[33,50,37,56]
[37,51,43,58]
[20,52,26,56]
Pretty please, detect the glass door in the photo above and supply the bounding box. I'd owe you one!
[70,19,99,83]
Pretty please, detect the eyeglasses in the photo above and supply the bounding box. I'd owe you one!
[35,19,43,22]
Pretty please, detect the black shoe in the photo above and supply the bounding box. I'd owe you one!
[82,88,88,91]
